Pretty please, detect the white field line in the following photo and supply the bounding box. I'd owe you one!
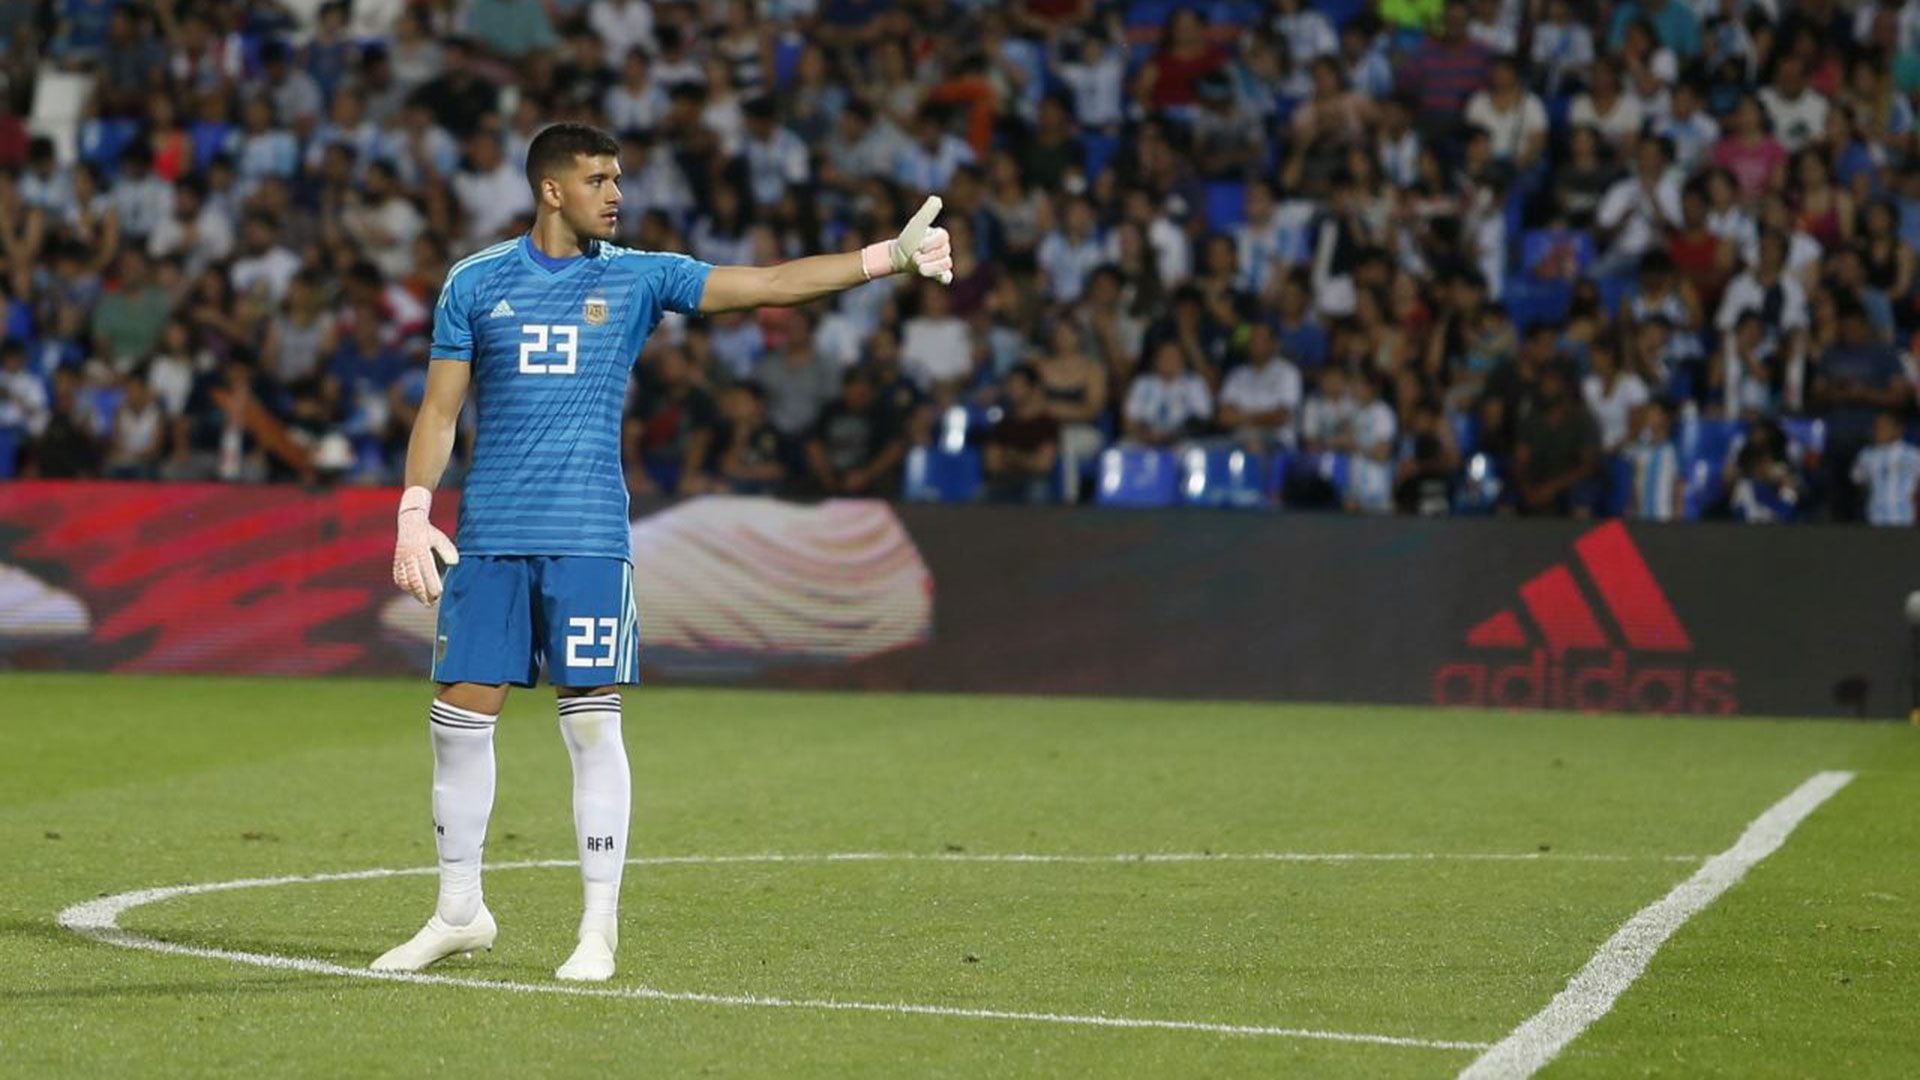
[52,848,1685,1052]
[1458,770,1856,1080]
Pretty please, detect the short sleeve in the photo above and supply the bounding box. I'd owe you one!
[647,253,715,316]
[430,269,475,362]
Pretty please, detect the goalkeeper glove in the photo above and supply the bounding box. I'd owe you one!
[393,485,460,605]
[862,195,953,284]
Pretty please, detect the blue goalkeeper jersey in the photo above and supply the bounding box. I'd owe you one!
[431,233,713,559]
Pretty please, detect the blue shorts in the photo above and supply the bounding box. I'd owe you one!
[432,555,641,688]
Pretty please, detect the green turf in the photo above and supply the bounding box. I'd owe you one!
[1,673,1916,1078]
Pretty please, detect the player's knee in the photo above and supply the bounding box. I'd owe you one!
[437,682,508,715]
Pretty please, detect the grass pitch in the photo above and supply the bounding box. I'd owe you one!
[2,673,1917,1078]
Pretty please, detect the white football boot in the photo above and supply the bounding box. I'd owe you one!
[370,905,497,972]
[555,922,617,982]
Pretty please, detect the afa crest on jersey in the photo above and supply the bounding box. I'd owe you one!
[583,297,609,325]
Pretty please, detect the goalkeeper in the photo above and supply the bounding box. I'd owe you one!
[378,122,950,982]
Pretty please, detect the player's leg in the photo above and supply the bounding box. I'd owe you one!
[541,556,640,982]
[372,557,540,972]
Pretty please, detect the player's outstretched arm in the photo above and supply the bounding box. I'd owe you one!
[393,359,469,606]
[698,196,953,314]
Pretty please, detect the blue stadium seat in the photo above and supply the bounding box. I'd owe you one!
[1598,275,1636,317]
[1504,279,1572,329]
[1082,132,1121,181]
[1780,417,1826,461]
[0,426,16,480]
[1312,0,1367,27]
[904,446,983,503]
[78,118,140,179]
[1605,454,1633,517]
[1176,446,1268,508]
[1450,412,1479,458]
[1096,447,1178,507]
[1204,180,1248,233]
[1519,229,1594,280]
[1679,416,1741,470]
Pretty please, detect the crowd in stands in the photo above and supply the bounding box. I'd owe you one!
[3,0,1920,524]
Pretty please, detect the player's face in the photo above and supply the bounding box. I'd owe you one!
[555,153,623,241]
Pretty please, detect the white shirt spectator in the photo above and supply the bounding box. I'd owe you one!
[231,245,303,303]
[1300,391,1356,448]
[894,134,976,194]
[148,352,199,416]
[811,312,867,370]
[1596,172,1682,261]
[1125,371,1211,438]
[270,70,325,124]
[236,129,302,192]
[624,151,695,223]
[1715,271,1809,334]
[1853,441,1920,526]
[147,201,236,275]
[1352,399,1397,455]
[1627,436,1683,521]
[1582,371,1651,451]
[900,314,973,389]
[605,80,666,132]
[452,158,534,245]
[1569,92,1643,145]
[20,166,76,220]
[1469,16,1519,54]
[1530,20,1595,91]
[588,0,655,66]
[1036,230,1106,303]
[108,174,176,241]
[0,366,50,437]
[1233,200,1318,294]
[1465,90,1547,161]
[1758,86,1829,153]
[1219,357,1303,444]
[743,126,811,206]
[1273,9,1337,64]
[342,195,426,281]
[829,119,912,183]
[708,317,766,381]
[1653,109,1720,173]
[1721,336,1778,416]
[1057,48,1126,128]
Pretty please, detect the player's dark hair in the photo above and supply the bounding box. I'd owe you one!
[525,123,621,193]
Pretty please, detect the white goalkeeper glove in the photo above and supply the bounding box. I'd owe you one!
[393,485,460,606]
[862,195,953,285]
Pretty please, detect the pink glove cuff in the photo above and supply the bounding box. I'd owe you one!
[399,485,432,520]
[860,242,893,281]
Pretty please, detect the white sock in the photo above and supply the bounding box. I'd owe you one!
[557,694,629,938]
[429,700,497,927]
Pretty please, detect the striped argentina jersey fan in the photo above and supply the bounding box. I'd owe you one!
[431,234,713,558]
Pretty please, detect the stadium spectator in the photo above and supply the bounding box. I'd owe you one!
[1033,319,1107,501]
[984,365,1060,505]
[103,372,165,480]
[1508,365,1603,517]
[1815,302,1912,519]
[0,0,1909,522]
[1123,340,1211,447]
[1625,399,1684,521]
[704,382,787,496]
[1217,322,1302,452]
[807,367,906,497]
[1850,411,1920,526]
[625,346,717,497]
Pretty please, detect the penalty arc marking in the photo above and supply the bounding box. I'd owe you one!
[53,849,1699,1052]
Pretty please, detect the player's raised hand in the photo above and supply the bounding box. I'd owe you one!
[863,196,954,285]
[393,486,460,605]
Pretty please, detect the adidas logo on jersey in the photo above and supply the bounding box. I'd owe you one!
[489,299,516,319]
[1431,522,1738,715]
